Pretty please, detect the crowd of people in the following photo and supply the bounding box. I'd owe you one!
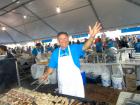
[0,45,17,93]
[0,34,140,60]
[40,35,140,55]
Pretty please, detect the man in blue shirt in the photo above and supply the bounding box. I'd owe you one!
[32,43,44,62]
[134,39,140,53]
[96,38,103,53]
[107,39,114,48]
[40,22,102,98]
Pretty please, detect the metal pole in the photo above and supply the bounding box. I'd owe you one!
[0,0,35,16]
[126,0,140,7]
[15,61,21,87]
[23,6,58,33]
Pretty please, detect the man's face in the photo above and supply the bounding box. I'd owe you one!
[36,45,41,50]
[57,34,69,49]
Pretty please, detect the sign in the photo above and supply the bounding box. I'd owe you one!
[121,27,140,33]
[42,39,52,43]
[72,33,88,38]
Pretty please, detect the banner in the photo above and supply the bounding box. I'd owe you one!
[121,27,140,33]
[42,39,52,43]
[72,33,88,38]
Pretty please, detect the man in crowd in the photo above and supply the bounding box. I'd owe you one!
[32,43,44,62]
[0,45,17,93]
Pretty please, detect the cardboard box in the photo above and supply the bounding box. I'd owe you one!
[125,74,136,80]
[125,74,137,91]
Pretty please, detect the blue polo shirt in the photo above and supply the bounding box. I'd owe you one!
[32,48,44,56]
[134,42,140,53]
[107,41,114,48]
[96,42,102,52]
[48,44,85,69]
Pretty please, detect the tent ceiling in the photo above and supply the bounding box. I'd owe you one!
[0,0,140,44]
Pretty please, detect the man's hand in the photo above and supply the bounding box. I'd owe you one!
[83,22,102,50]
[89,22,102,38]
[39,74,48,81]
[39,68,53,81]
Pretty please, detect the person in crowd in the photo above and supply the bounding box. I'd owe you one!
[94,36,100,44]
[0,45,14,58]
[47,43,54,52]
[11,48,17,56]
[107,39,114,48]
[96,38,103,53]
[15,47,20,54]
[32,43,44,62]
[40,22,102,98]
[69,41,72,45]
[132,36,137,47]
[76,39,81,44]
[54,43,59,50]
[114,37,121,49]
[84,38,88,43]
[27,46,32,54]
[21,46,26,53]
[0,45,17,93]
[72,41,75,44]
[134,39,140,53]
[120,37,129,48]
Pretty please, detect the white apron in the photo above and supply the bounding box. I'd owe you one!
[58,46,85,98]
[35,50,42,63]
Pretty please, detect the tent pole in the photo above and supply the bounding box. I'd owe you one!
[15,61,21,87]
[5,31,17,44]
[14,4,90,29]
[23,6,58,33]
[0,21,33,40]
[126,0,140,7]
[87,0,104,28]
[0,0,35,16]
[0,0,19,11]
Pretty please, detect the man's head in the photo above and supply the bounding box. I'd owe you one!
[36,43,42,49]
[138,39,140,42]
[57,32,69,49]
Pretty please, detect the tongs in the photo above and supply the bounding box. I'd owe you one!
[31,80,39,85]
[32,79,48,91]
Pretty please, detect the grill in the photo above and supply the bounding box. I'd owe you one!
[0,87,110,105]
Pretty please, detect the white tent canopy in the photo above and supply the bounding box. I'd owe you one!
[0,0,140,44]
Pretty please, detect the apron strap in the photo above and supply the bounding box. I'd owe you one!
[59,46,71,58]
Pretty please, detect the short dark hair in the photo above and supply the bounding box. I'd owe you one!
[0,45,7,51]
[36,43,41,46]
[57,32,69,38]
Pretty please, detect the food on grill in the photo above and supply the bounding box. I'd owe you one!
[0,88,70,105]
[0,88,97,105]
